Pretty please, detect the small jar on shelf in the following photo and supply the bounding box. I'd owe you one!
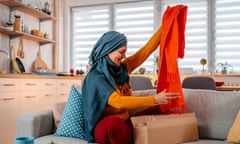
[14,15,21,31]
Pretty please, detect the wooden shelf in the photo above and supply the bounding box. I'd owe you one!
[0,26,56,45]
[0,0,56,21]
[0,0,59,72]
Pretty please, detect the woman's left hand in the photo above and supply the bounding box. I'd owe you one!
[154,89,180,105]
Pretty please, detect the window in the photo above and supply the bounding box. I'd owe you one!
[71,5,110,70]
[161,0,208,72]
[114,1,155,72]
[71,0,240,73]
[215,0,240,72]
[71,1,156,72]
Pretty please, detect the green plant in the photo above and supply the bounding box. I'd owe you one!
[217,62,233,74]
[154,56,159,65]
[48,141,55,144]
[200,58,207,72]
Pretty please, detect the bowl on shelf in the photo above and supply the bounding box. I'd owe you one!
[215,81,224,87]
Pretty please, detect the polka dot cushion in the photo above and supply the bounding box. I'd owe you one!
[54,85,85,139]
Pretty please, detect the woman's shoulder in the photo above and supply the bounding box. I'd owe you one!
[85,69,106,81]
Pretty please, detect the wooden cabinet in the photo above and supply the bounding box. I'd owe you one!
[0,75,83,143]
[19,79,40,114]
[56,79,82,103]
[0,78,20,144]
[56,79,70,103]
[39,79,56,110]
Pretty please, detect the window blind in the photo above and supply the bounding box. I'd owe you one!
[161,0,208,72]
[71,5,110,70]
[215,0,240,72]
[114,1,155,72]
[71,0,240,73]
[71,1,156,73]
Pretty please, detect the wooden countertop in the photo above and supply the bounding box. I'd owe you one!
[0,73,84,80]
[216,86,240,91]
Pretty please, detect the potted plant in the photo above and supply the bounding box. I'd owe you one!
[216,62,233,74]
[154,56,159,73]
[200,58,207,72]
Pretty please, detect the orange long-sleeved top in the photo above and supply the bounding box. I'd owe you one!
[102,27,162,121]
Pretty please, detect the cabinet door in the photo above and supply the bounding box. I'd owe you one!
[0,78,20,144]
[39,79,56,110]
[69,79,82,87]
[21,79,40,91]
[0,78,21,92]
[0,92,19,144]
[19,90,40,114]
[56,80,70,103]
[19,79,40,114]
[40,89,56,110]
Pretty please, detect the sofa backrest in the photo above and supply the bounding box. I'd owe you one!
[183,88,240,140]
[130,76,153,90]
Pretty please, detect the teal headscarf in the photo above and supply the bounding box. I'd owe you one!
[89,31,129,87]
[82,31,129,142]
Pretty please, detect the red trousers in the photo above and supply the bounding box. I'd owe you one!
[94,116,132,144]
[94,105,162,144]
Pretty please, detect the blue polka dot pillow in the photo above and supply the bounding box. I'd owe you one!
[54,85,85,139]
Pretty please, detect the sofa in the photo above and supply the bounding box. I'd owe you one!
[16,88,240,144]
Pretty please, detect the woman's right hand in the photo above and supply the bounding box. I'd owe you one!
[154,89,180,105]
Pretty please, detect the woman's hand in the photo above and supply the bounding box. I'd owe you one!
[154,89,180,105]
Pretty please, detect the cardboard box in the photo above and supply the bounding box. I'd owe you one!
[131,113,199,144]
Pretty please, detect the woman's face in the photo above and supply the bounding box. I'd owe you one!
[108,46,127,66]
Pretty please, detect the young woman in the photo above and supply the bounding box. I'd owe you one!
[82,27,180,144]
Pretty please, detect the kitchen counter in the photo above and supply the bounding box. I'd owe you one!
[0,73,84,80]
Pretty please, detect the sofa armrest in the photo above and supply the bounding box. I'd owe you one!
[16,109,55,139]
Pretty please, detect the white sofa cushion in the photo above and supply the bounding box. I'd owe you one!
[183,89,240,140]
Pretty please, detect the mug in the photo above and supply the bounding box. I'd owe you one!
[15,136,34,144]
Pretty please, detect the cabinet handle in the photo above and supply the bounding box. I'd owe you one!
[60,93,67,96]
[25,83,37,86]
[60,83,67,86]
[45,94,53,97]
[25,96,36,99]
[1,97,15,101]
[2,84,15,87]
[45,83,53,86]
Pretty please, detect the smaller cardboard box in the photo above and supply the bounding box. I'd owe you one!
[131,113,199,144]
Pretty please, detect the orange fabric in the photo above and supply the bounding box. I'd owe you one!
[156,5,188,114]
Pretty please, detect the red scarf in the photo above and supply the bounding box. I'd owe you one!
[156,5,188,114]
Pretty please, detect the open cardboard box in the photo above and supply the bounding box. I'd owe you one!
[131,113,199,144]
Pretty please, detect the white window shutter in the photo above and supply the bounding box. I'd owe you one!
[215,0,240,72]
[114,1,155,72]
[71,5,110,70]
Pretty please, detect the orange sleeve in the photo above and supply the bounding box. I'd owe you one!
[107,91,155,110]
[124,27,162,73]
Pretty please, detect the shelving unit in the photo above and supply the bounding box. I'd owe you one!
[0,0,59,71]
[0,0,57,21]
[0,25,56,45]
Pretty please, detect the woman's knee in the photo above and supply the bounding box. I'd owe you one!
[94,116,132,144]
